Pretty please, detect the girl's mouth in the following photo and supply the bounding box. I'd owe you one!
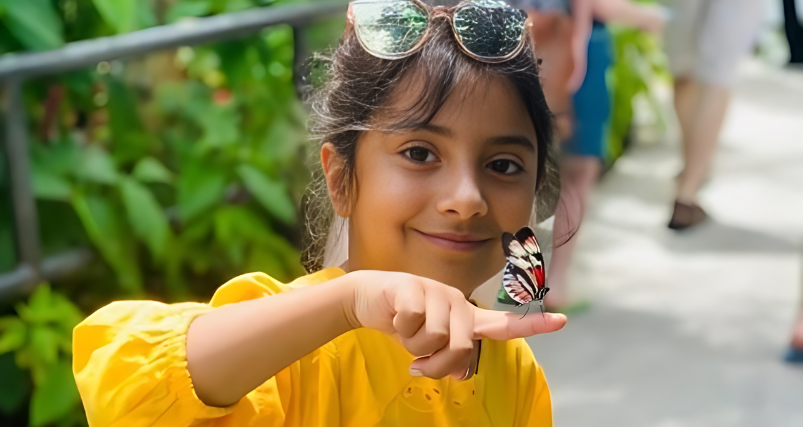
[414,230,492,253]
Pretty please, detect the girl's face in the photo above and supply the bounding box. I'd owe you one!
[325,76,539,295]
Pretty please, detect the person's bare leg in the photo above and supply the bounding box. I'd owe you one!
[673,76,698,153]
[546,155,601,308]
[676,82,731,204]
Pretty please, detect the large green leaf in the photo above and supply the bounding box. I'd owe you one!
[0,316,26,354]
[237,165,295,224]
[71,193,142,293]
[0,0,64,51]
[91,0,155,34]
[132,157,174,184]
[29,360,80,427]
[73,146,118,185]
[177,161,227,221]
[32,168,72,201]
[120,177,170,260]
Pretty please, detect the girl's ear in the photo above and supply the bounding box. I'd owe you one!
[321,142,351,218]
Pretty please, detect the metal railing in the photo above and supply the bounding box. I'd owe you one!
[0,2,346,300]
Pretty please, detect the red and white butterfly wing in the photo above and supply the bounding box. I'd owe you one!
[502,227,548,304]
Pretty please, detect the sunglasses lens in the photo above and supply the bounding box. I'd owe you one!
[453,3,526,59]
[352,0,429,57]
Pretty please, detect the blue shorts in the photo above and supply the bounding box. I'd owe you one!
[564,22,613,159]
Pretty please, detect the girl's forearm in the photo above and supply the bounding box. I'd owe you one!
[186,276,359,407]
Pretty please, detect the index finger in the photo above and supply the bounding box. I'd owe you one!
[472,308,566,341]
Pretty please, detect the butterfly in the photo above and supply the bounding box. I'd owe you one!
[502,226,549,317]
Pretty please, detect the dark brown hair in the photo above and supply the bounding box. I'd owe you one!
[301,17,558,272]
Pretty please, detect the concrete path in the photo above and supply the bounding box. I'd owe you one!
[526,59,803,427]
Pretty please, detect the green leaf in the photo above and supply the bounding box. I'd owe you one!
[0,0,64,51]
[32,168,72,200]
[237,165,296,224]
[0,353,29,415]
[71,193,143,293]
[177,162,227,221]
[132,157,174,184]
[91,0,155,34]
[30,326,60,366]
[120,178,170,260]
[29,360,80,427]
[166,0,213,23]
[73,146,118,185]
[0,316,26,354]
[26,284,55,322]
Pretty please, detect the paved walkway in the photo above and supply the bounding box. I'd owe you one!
[526,60,803,427]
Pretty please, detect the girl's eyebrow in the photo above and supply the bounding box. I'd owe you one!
[420,124,535,152]
[420,123,454,138]
[488,135,535,152]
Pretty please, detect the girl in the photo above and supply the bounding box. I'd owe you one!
[73,1,567,425]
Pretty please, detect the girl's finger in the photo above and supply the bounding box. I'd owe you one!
[392,282,426,339]
[472,309,566,341]
[409,298,474,379]
[401,287,450,357]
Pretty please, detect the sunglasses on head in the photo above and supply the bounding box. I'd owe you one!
[347,0,530,63]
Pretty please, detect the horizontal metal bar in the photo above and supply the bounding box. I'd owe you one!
[0,2,346,81]
[0,248,93,300]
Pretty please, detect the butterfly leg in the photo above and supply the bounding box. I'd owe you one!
[519,303,531,320]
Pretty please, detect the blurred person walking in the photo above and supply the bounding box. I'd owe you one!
[540,0,666,309]
[663,0,768,230]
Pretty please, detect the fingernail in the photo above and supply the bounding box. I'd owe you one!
[409,367,423,377]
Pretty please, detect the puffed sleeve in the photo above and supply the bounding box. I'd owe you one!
[73,300,234,426]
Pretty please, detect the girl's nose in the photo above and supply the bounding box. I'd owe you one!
[435,168,488,220]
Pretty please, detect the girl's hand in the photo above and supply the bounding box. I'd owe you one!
[343,270,567,380]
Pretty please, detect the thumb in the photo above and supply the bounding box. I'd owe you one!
[473,308,566,341]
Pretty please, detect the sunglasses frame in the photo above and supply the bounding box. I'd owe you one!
[347,0,532,63]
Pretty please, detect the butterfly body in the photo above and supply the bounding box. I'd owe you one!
[501,227,549,309]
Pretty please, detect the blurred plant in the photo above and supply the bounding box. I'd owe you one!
[606,8,670,163]
[0,285,85,427]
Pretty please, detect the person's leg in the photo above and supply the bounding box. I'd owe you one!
[669,0,767,228]
[545,156,600,308]
[675,83,730,204]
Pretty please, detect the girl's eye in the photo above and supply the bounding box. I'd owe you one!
[488,159,522,175]
[404,147,437,163]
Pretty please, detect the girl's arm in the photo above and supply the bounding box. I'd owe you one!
[187,270,567,408]
[186,276,358,408]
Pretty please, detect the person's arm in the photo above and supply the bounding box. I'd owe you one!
[568,0,593,92]
[187,270,567,408]
[592,0,667,32]
[186,276,357,408]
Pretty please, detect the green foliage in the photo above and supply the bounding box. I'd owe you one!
[606,25,670,163]
[1,0,343,424]
[0,285,84,426]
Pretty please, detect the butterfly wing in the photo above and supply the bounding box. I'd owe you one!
[502,227,548,304]
[502,262,535,306]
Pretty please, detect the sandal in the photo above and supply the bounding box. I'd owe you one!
[668,200,708,230]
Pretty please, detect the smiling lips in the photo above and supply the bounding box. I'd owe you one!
[415,230,492,252]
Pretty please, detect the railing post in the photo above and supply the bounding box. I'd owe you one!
[292,25,311,98]
[2,78,41,279]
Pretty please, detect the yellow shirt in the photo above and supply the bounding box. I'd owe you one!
[73,268,552,427]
